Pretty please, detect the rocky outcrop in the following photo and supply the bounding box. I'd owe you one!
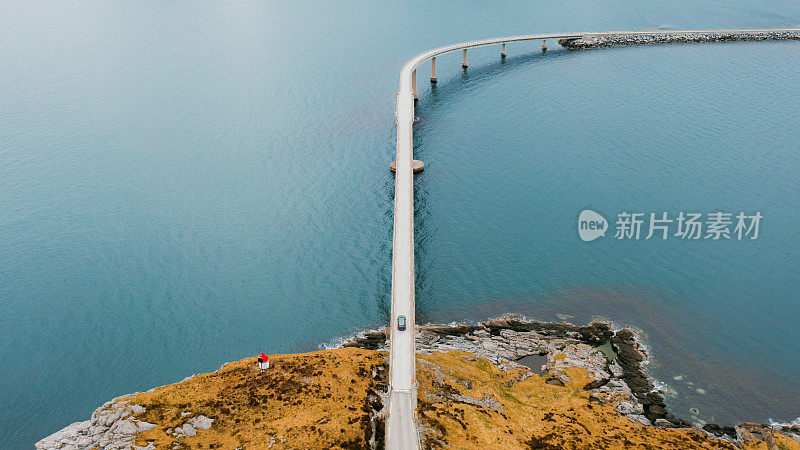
[342,330,388,350]
[610,328,687,426]
[559,30,800,49]
[737,422,800,446]
[35,398,156,450]
[410,318,678,430]
[163,415,214,439]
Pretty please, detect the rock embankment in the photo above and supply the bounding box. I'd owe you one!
[559,30,800,49]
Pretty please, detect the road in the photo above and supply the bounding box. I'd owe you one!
[384,28,800,449]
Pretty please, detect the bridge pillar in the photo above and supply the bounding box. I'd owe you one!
[542,40,547,52]
[462,49,468,68]
[412,69,418,100]
[430,57,437,83]
[501,43,507,58]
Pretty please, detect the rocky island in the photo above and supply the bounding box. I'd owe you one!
[37,317,800,449]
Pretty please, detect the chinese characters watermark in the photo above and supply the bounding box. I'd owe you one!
[579,210,762,241]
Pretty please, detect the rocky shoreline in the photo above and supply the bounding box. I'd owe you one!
[36,396,160,450]
[34,392,216,450]
[345,316,800,446]
[558,30,800,49]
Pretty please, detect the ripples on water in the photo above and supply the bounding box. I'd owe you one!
[1,1,799,447]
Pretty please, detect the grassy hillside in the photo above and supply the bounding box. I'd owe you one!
[118,347,798,449]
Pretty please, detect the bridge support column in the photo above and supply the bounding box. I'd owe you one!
[412,69,418,100]
[430,57,437,83]
[501,43,507,58]
[462,49,468,68]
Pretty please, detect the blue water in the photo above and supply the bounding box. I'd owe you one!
[1,1,799,447]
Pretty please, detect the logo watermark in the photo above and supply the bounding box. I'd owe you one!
[578,210,762,241]
[578,210,608,242]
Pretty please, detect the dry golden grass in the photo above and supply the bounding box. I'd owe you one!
[130,347,387,449]
[121,347,798,450]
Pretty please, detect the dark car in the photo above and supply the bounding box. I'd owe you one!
[397,315,407,331]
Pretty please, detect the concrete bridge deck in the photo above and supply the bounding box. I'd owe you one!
[385,28,799,449]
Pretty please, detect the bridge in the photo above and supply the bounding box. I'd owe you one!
[385,28,799,449]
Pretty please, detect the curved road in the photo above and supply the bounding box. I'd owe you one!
[386,28,799,449]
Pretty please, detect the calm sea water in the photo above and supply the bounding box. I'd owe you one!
[1,1,799,447]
